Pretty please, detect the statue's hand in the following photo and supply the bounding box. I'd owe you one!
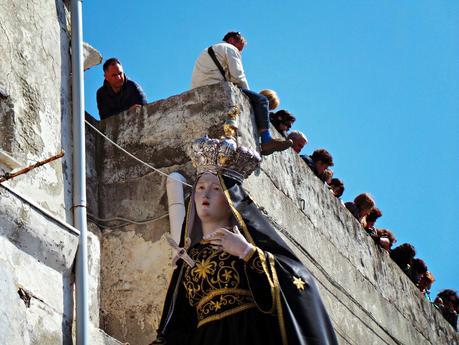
[203,226,255,259]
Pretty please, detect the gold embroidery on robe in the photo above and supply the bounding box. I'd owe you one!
[183,244,257,327]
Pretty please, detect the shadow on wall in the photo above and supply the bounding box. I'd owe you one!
[0,89,15,154]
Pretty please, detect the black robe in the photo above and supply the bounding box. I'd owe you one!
[153,174,339,345]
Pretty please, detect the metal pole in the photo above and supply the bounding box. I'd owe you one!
[71,0,89,344]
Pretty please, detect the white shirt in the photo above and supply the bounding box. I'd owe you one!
[191,42,249,90]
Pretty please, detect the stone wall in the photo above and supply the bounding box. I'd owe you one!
[91,82,458,345]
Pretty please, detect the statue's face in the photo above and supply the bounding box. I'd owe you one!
[194,173,232,224]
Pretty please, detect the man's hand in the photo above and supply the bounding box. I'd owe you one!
[203,226,254,259]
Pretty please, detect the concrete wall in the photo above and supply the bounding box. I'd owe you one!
[91,82,458,345]
[0,1,75,343]
[0,0,73,222]
[0,183,125,345]
[87,84,248,344]
[0,185,78,345]
[0,1,123,343]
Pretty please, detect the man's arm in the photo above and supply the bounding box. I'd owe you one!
[226,46,249,89]
[96,88,111,119]
[133,82,147,105]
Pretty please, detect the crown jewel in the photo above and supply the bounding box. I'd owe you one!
[187,136,261,182]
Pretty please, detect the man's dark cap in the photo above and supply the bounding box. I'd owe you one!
[223,32,243,42]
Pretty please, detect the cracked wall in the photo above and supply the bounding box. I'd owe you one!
[0,1,124,344]
[0,0,73,222]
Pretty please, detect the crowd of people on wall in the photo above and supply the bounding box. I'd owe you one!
[94,31,457,332]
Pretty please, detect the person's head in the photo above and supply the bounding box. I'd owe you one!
[437,289,459,311]
[365,207,382,229]
[418,271,435,292]
[194,173,232,225]
[390,243,416,267]
[311,149,334,176]
[354,193,375,218]
[223,31,246,52]
[321,169,333,184]
[376,229,396,251]
[103,58,125,91]
[270,110,296,134]
[287,130,308,153]
[259,89,280,110]
[329,178,345,198]
[411,258,428,275]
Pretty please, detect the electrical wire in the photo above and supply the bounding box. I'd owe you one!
[85,119,192,188]
[87,212,169,229]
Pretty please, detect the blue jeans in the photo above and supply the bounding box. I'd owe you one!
[241,89,269,131]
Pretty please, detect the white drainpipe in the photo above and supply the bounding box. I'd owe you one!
[71,0,89,344]
[166,172,187,243]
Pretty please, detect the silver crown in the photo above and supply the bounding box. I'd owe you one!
[187,136,261,182]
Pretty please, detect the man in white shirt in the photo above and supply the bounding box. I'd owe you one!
[191,32,292,155]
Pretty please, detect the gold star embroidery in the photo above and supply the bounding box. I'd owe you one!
[213,301,222,311]
[194,257,213,279]
[292,276,305,291]
[222,269,232,281]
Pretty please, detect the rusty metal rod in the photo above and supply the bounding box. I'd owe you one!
[0,150,65,184]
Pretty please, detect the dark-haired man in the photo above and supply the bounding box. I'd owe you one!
[272,110,297,138]
[191,32,292,155]
[301,149,334,178]
[329,178,345,198]
[364,207,382,233]
[434,289,458,330]
[97,58,147,120]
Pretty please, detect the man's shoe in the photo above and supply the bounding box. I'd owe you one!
[261,138,293,155]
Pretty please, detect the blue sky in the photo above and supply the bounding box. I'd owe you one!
[83,1,458,297]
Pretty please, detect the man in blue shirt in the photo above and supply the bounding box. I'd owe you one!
[97,58,147,120]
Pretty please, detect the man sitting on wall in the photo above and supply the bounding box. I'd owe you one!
[191,31,292,155]
[97,58,147,120]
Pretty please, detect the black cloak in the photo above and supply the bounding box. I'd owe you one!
[153,174,339,345]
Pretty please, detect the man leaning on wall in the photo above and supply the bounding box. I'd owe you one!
[97,58,147,120]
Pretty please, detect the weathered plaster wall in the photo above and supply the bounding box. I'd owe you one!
[0,1,123,343]
[91,82,458,345]
[0,185,78,345]
[0,0,73,221]
[0,184,125,345]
